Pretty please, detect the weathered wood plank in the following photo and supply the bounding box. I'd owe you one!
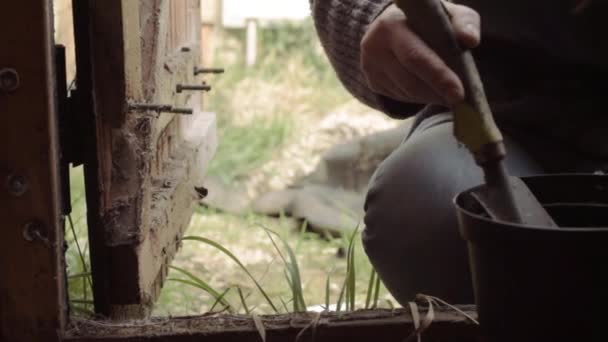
[90,0,143,129]
[63,308,480,341]
[73,0,143,319]
[76,0,215,319]
[0,1,67,341]
[136,104,218,313]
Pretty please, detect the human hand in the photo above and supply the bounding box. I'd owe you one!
[361,2,480,105]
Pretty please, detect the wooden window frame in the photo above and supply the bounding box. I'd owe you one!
[73,0,218,320]
[0,1,479,341]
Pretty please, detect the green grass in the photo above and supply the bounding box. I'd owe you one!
[153,208,394,316]
[172,20,392,314]
[260,225,307,312]
[205,19,351,182]
[65,20,394,317]
[65,166,94,316]
[208,117,293,182]
[66,171,394,316]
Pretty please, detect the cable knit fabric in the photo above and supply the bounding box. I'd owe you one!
[311,0,608,159]
[310,0,422,119]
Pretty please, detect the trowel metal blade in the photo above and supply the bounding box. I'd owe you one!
[471,176,558,227]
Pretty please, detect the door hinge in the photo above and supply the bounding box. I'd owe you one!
[55,44,87,215]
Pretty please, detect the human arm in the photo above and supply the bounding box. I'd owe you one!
[311,0,480,118]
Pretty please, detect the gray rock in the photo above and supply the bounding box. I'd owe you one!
[252,185,363,237]
[201,176,251,214]
[300,123,410,193]
[291,185,363,236]
[251,188,297,216]
[205,123,411,237]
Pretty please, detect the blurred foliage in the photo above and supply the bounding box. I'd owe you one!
[65,167,94,317]
[205,19,350,182]
[208,117,292,182]
[258,19,331,75]
[65,19,389,318]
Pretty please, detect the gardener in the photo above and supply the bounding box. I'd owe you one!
[311,0,607,304]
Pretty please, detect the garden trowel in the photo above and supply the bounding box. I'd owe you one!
[394,0,557,227]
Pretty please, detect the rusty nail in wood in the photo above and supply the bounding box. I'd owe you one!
[128,103,192,115]
[194,67,225,75]
[129,103,172,113]
[176,84,212,93]
[0,68,20,93]
[169,107,193,115]
[5,173,29,197]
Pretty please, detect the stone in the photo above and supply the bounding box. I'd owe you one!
[201,175,251,214]
[290,185,364,236]
[251,188,297,216]
[204,121,413,237]
[301,122,410,193]
[252,184,364,236]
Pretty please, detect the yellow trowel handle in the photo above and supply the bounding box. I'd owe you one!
[393,0,504,164]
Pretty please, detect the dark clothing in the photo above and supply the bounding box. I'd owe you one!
[311,0,608,162]
[460,0,608,164]
[363,113,540,304]
[363,110,607,305]
[311,0,608,304]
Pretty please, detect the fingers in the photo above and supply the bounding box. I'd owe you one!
[363,59,410,102]
[362,31,445,104]
[368,73,410,103]
[360,2,481,106]
[369,65,444,104]
[446,2,481,48]
[384,58,444,104]
[389,25,464,104]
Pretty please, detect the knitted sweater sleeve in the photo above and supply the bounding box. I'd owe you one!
[310,0,423,119]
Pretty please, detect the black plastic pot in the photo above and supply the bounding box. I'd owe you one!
[455,174,608,342]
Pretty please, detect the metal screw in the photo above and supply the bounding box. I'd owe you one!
[128,103,193,115]
[129,103,172,112]
[194,67,225,76]
[168,107,193,115]
[5,173,29,197]
[176,84,212,93]
[0,68,20,93]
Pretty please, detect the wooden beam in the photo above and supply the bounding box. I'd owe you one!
[75,0,216,319]
[0,1,67,341]
[89,0,142,129]
[63,308,479,341]
[74,0,147,319]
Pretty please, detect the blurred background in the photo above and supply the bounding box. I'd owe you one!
[56,0,402,316]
